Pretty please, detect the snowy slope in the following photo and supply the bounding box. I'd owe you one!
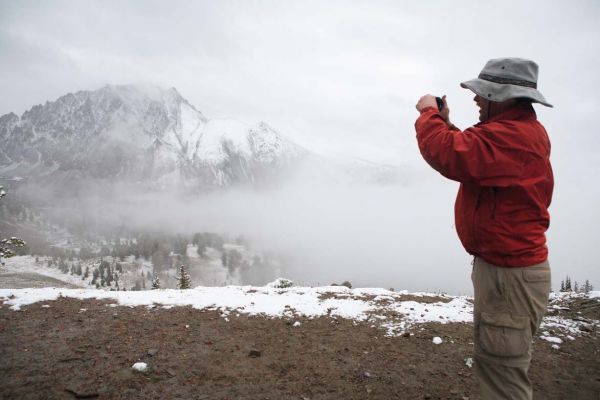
[1,279,597,345]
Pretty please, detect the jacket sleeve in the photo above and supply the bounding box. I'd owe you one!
[414,107,527,186]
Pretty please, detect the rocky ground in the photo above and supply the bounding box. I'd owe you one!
[1,294,599,400]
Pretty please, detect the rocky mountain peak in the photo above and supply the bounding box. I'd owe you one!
[0,84,306,192]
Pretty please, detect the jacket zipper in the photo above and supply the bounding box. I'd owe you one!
[491,187,497,220]
[472,188,482,249]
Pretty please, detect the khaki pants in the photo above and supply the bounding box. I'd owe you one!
[471,256,551,400]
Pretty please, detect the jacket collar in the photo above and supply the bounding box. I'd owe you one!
[478,102,537,125]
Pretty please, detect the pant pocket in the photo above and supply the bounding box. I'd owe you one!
[522,268,551,283]
[479,312,531,357]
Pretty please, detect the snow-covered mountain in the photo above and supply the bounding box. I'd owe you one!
[0,84,307,191]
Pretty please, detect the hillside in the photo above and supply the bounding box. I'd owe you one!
[0,279,599,399]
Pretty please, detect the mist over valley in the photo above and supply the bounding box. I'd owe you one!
[1,85,461,293]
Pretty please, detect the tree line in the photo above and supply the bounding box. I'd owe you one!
[559,275,594,293]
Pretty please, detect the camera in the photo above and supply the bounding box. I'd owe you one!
[435,97,444,112]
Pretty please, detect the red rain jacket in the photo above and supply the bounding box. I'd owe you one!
[415,103,553,267]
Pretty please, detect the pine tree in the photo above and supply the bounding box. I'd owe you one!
[574,281,579,293]
[151,275,161,290]
[565,276,572,292]
[177,265,191,289]
[584,280,594,293]
[560,280,565,292]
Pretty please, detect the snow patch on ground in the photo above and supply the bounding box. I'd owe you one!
[0,286,472,336]
[1,261,597,341]
[540,335,563,344]
[0,285,595,341]
[1,256,94,289]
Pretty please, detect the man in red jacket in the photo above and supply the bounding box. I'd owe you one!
[414,58,553,400]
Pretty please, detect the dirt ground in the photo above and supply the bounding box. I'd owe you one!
[1,297,599,400]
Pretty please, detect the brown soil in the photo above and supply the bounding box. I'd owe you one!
[1,298,599,400]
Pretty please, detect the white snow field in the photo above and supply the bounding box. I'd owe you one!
[1,285,598,344]
[1,256,598,342]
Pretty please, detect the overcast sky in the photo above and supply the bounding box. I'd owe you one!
[1,0,599,292]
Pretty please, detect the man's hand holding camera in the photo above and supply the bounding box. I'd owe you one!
[415,94,451,126]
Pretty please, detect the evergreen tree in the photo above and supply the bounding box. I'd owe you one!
[560,280,565,292]
[177,265,192,289]
[584,280,594,293]
[228,250,242,270]
[574,281,579,293]
[197,243,207,258]
[151,275,161,290]
[565,276,572,292]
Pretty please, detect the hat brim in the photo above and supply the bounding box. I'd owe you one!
[460,79,553,108]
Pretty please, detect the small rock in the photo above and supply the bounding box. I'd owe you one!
[403,332,411,338]
[132,362,149,372]
[464,357,474,368]
[64,387,99,399]
[248,349,262,358]
[363,371,375,378]
[432,336,443,345]
[147,348,159,356]
[166,368,176,377]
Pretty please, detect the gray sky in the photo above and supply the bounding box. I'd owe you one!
[1,0,599,293]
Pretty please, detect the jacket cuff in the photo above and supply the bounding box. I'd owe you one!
[419,106,437,115]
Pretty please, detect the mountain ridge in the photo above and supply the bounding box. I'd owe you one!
[0,84,307,190]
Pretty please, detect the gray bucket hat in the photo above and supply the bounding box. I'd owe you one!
[460,57,553,107]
